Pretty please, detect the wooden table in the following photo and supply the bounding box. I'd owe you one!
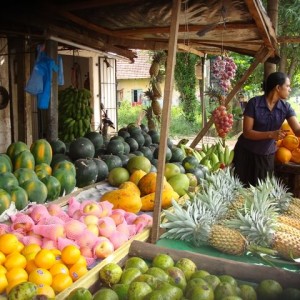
[275,162,300,197]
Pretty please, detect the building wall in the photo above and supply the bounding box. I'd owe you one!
[0,39,11,153]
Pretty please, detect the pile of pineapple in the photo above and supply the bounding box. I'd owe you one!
[161,167,300,262]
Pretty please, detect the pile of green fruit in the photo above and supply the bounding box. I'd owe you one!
[65,253,300,300]
[58,87,94,142]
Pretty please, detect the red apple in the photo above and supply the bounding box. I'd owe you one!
[93,237,114,259]
[82,203,102,216]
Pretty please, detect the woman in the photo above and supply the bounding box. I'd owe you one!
[233,71,300,187]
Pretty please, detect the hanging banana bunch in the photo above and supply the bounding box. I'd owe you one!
[58,86,93,142]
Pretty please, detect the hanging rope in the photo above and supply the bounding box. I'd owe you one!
[71,50,82,89]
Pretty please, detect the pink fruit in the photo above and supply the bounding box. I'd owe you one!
[116,223,130,238]
[93,236,114,259]
[80,200,102,217]
[108,231,128,250]
[98,217,116,238]
[32,224,66,240]
[42,238,57,249]
[47,203,63,216]
[57,237,78,251]
[76,229,97,248]
[111,211,125,226]
[134,214,153,227]
[80,246,94,258]
[64,219,87,240]
[22,235,43,246]
[99,201,113,217]
[67,197,81,217]
[124,212,138,224]
[28,204,50,223]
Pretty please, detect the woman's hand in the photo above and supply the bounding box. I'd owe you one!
[273,129,287,140]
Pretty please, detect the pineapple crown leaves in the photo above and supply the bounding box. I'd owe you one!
[226,204,276,248]
[160,199,214,243]
[257,174,293,212]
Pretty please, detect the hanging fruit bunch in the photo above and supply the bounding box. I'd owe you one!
[143,51,166,129]
[212,98,234,138]
[212,56,237,93]
[211,55,237,139]
[58,87,93,142]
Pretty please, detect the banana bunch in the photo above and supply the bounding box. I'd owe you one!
[58,87,94,142]
[196,142,234,172]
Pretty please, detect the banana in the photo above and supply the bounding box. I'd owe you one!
[210,152,219,166]
[224,145,230,165]
[228,149,235,165]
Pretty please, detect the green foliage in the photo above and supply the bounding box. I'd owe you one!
[174,52,200,123]
[118,100,142,128]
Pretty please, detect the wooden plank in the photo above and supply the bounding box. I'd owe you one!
[129,240,300,289]
[151,0,181,244]
[56,229,150,299]
[190,46,272,148]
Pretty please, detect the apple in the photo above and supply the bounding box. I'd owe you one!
[98,217,116,238]
[110,211,125,226]
[93,237,114,259]
[87,224,99,237]
[82,215,99,226]
[82,203,102,216]
[80,246,94,258]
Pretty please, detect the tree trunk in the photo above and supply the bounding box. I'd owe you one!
[287,57,299,79]
[278,43,287,72]
[264,0,279,78]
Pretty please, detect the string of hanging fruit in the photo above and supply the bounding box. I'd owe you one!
[209,55,237,140]
[144,51,167,131]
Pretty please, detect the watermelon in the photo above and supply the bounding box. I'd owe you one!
[41,175,61,201]
[74,158,98,188]
[106,139,125,156]
[92,158,109,182]
[84,131,104,151]
[50,139,66,155]
[69,137,95,160]
[21,179,48,204]
[100,155,123,172]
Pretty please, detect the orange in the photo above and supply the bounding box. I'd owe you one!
[276,147,292,163]
[0,273,8,293]
[76,255,87,266]
[69,262,88,281]
[6,267,28,283]
[0,265,7,274]
[51,273,73,293]
[36,283,56,298]
[4,253,27,270]
[282,134,299,151]
[281,120,294,135]
[61,245,81,265]
[34,249,56,269]
[0,251,6,264]
[28,268,52,286]
[49,263,69,277]
[26,260,37,274]
[291,148,300,163]
[0,233,19,255]
[21,244,41,257]
[50,248,62,264]
[6,278,27,294]
[16,241,24,252]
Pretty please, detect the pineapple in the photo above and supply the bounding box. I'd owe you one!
[277,214,300,231]
[161,198,248,256]
[151,99,162,116]
[149,51,166,77]
[151,79,162,98]
[144,106,156,131]
[257,174,300,219]
[226,190,300,260]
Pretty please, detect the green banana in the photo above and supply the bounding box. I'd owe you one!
[224,145,230,165]
[228,149,235,165]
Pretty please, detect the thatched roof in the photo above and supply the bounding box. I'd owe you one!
[0,0,278,62]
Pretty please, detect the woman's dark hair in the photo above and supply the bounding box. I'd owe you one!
[263,72,288,96]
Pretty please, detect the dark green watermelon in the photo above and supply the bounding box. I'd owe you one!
[170,147,185,163]
[122,142,131,155]
[84,131,104,151]
[106,139,125,155]
[74,158,98,188]
[50,140,66,155]
[139,146,153,161]
[100,155,123,171]
[125,137,139,152]
[69,137,95,160]
[93,158,109,182]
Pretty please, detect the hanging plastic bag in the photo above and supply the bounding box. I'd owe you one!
[57,55,64,86]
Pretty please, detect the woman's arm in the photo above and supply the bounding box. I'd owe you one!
[243,116,286,140]
[287,116,300,136]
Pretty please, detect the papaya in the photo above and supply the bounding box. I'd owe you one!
[6,141,29,164]
[14,150,35,171]
[21,179,47,204]
[30,138,53,165]
[101,189,142,213]
[0,188,11,214]
[119,181,141,196]
[9,186,28,210]
[141,189,180,211]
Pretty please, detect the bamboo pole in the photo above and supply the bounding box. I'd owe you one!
[150,0,181,244]
[190,46,273,149]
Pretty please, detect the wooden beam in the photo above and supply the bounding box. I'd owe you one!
[177,44,205,57]
[151,0,181,244]
[190,46,272,149]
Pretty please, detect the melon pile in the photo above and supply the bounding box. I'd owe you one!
[276,121,300,164]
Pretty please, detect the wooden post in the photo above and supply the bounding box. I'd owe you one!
[46,39,58,141]
[190,46,273,149]
[150,0,181,244]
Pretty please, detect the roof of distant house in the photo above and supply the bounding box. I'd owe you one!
[117,50,151,80]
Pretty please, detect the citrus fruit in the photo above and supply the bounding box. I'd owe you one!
[93,287,119,300]
[120,268,142,285]
[36,283,56,298]
[76,255,87,266]
[218,274,238,286]
[0,233,19,255]
[282,134,299,150]
[21,243,41,257]
[6,267,28,283]
[66,287,93,300]
[61,245,81,265]
[126,156,152,174]
[214,282,237,300]
[145,267,169,282]
[26,259,38,274]
[50,248,62,263]
[112,283,130,300]
[0,273,8,293]
[256,279,283,300]
[174,257,197,280]
[108,167,130,187]
[191,269,210,279]
[99,263,123,286]
[203,275,221,290]
[164,163,181,180]
[0,265,6,274]
[49,263,69,277]
[28,268,52,286]
[51,273,73,293]
[15,241,24,252]
[34,249,56,269]
[276,146,292,163]
[124,257,149,273]
[152,253,174,270]
[4,253,27,270]
[0,251,5,264]
[185,281,214,300]
[69,262,88,281]
[167,173,190,196]
[127,282,152,300]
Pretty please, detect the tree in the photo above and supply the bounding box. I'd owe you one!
[174,52,200,123]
